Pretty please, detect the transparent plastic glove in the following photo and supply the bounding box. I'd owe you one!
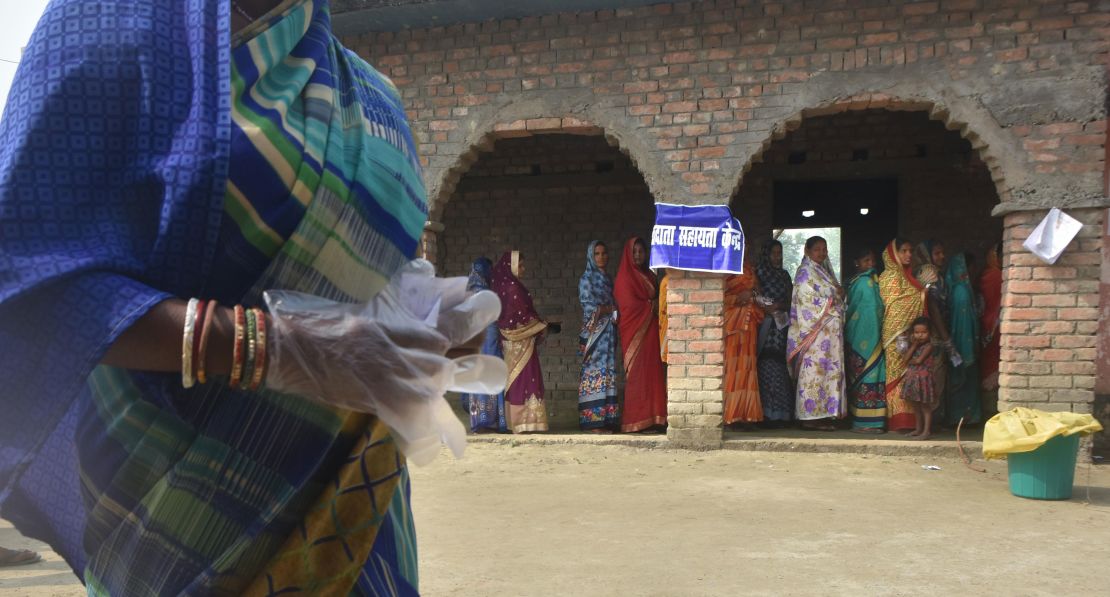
[263,259,507,465]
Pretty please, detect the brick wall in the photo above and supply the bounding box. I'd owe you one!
[437,134,655,428]
[345,0,1108,208]
[999,208,1103,425]
[733,108,1002,253]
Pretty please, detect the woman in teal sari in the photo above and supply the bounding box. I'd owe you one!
[945,253,982,425]
[846,248,887,433]
[0,1,497,594]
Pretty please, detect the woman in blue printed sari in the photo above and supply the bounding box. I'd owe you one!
[464,257,508,432]
[578,241,621,432]
[0,1,498,594]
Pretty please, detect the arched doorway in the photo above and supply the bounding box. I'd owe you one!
[437,132,657,430]
[729,107,1003,426]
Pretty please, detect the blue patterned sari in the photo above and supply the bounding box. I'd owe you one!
[578,241,620,430]
[0,1,423,594]
[463,258,508,432]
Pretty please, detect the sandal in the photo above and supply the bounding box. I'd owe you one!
[0,547,42,567]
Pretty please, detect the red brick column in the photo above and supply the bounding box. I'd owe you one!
[663,269,726,448]
[1000,208,1103,458]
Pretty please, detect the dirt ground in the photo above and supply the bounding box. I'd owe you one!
[3,442,1109,596]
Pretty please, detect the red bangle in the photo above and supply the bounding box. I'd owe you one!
[196,300,219,384]
[249,307,267,391]
[229,305,246,388]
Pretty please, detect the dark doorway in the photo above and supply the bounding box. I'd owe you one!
[773,179,898,276]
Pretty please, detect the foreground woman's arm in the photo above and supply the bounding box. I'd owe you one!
[101,300,235,374]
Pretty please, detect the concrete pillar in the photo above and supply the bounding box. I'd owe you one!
[663,269,726,449]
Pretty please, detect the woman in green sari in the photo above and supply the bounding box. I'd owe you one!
[846,247,886,433]
[945,253,981,425]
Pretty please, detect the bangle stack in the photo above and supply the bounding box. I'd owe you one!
[181,300,268,390]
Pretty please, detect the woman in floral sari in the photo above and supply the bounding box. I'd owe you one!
[0,1,476,593]
[464,257,508,433]
[787,237,846,430]
[491,251,550,433]
[724,257,765,426]
[945,253,982,425]
[578,241,620,432]
[615,238,668,433]
[978,244,1003,418]
[879,239,928,432]
[846,247,887,433]
[756,240,794,424]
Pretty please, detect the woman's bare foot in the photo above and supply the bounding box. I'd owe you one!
[851,428,885,435]
[909,430,922,437]
[916,432,932,441]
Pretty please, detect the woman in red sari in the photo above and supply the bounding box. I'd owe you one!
[615,238,668,432]
[978,243,1002,418]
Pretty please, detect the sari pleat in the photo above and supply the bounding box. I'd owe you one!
[1,1,425,594]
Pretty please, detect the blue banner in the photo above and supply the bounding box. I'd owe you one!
[649,203,745,274]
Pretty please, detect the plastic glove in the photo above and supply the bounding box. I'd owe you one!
[263,259,507,465]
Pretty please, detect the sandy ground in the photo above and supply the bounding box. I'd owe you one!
[3,443,1109,596]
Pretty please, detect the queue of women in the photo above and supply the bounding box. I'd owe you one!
[461,234,1002,440]
[463,239,669,434]
[729,236,1003,439]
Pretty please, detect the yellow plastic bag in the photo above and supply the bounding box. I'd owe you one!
[982,407,1103,460]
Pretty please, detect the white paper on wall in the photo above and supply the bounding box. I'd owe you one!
[1022,207,1082,265]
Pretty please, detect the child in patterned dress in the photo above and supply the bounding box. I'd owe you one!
[903,316,938,440]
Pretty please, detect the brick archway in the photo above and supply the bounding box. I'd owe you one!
[725,93,1019,206]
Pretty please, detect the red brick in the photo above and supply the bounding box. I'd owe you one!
[860,32,899,45]
[689,340,725,353]
[903,2,939,16]
[1007,280,1055,294]
[689,365,725,378]
[1063,134,1105,146]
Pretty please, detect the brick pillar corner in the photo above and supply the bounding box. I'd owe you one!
[664,269,726,449]
[421,220,444,264]
[999,208,1103,462]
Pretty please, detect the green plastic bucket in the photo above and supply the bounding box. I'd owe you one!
[1007,434,1080,500]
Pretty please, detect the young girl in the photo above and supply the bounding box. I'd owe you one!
[902,316,939,439]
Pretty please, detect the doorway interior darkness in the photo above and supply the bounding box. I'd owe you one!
[773,179,899,277]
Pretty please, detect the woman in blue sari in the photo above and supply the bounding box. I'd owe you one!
[0,1,496,594]
[464,257,508,432]
[945,253,982,425]
[578,241,621,432]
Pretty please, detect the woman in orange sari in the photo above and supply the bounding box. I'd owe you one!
[723,256,765,426]
[615,238,668,432]
[878,239,928,432]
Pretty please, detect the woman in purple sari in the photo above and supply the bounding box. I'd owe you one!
[490,251,550,433]
[787,236,847,430]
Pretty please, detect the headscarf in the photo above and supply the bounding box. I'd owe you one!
[468,257,494,292]
[756,239,792,305]
[580,240,614,315]
[879,239,926,338]
[615,237,657,303]
[491,251,541,330]
[945,253,977,365]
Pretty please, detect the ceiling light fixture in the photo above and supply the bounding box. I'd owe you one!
[802,210,815,218]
